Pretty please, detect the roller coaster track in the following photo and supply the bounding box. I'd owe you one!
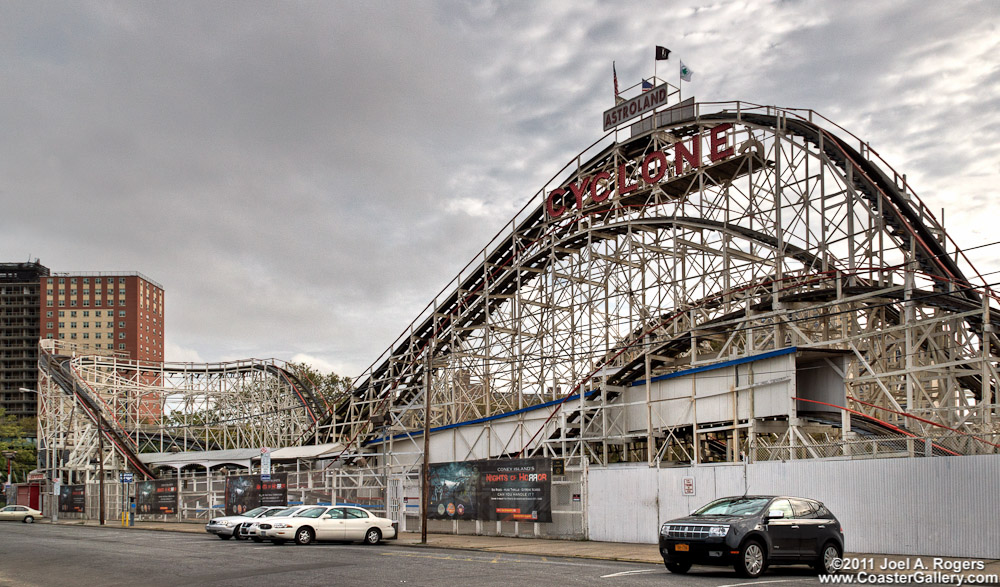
[39,349,156,479]
[338,102,991,448]
[38,344,332,474]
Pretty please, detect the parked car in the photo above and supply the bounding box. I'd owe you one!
[205,506,287,540]
[240,505,313,542]
[659,495,844,578]
[258,505,397,546]
[0,505,43,523]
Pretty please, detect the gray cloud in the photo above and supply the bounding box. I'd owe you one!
[2,0,998,377]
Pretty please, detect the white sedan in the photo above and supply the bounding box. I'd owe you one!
[0,505,43,523]
[258,505,397,545]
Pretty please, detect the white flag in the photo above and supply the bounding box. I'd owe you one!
[680,61,693,82]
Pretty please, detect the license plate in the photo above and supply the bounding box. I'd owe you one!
[675,544,689,552]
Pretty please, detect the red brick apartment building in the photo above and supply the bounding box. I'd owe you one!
[38,272,164,362]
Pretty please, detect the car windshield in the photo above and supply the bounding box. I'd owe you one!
[243,507,268,517]
[692,497,771,517]
[273,507,301,517]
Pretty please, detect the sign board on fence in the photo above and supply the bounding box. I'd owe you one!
[428,458,552,523]
[120,473,134,483]
[682,476,696,497]
[225,473,287,516]
[59,484,86,513]
[136,478,178,515]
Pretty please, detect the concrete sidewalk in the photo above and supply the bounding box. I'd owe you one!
[50,519,1000,578]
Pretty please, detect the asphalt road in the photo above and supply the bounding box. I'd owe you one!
[0,524,826,587]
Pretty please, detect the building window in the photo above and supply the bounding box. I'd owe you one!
[119,278,125,284]
[48,300,54,307]
[47,289,53,295]
[59,333,65,339]
[95,333,101,339]
[95,278,101,284]
[83,333,89,339]
[83,300,89,307]
[106,322,113,328]
[119,321,125,328]
[119,343,126,350]
[70,278,77,284]
[70,289,76,296]
[119,333,125,339]
[83,322,89,328]
[58,278,64,284]
[95,299,102,307]
[83,311,89,317]
[58,311,64,317]
[47,311,53,318]
[119,299,125,306]
[59,289,65,295]
[70,333,77,339]
[58,300,64,307]
[46,322,53,329]
[119,310,125,317]
[83,278,89,284]
[47,278,53,284]
[70,322,76,328]
[71,311,77,317]
[46,334,54,339]
[58,322,64,328]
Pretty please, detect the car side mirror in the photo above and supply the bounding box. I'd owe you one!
[767,510,784,520]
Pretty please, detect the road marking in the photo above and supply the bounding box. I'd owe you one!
[716,580,799,587]
[600,569,658,578]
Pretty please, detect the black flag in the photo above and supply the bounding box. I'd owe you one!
[655,46,671,60]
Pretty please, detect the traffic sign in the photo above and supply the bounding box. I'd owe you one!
[261,446,272,478]
[120,473,134,483]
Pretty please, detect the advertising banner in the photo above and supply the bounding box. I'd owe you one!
[428,461,479,520]
[225,473,287,516]
[478,458,552,523]
[427,458,552,523]
[136,479,178,515]
[58,484,85,513]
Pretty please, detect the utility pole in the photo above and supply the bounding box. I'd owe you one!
[420,349,431,544]
[98,422,105,526]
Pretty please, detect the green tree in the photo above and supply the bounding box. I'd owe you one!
[285,362,353,412]
[0,407,35,485]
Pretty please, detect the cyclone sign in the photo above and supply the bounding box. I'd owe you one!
[545,123,734,219]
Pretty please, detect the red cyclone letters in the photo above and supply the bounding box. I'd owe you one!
[546,124,733,219]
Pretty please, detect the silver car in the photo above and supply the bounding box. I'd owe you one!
[239,505,313,542]
[205,506,287,540]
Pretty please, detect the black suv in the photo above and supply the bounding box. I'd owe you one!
[658,495,844,577]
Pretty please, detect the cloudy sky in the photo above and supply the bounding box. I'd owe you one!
[2,1,998,378]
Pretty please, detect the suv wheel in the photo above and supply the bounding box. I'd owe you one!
[814,541,842,574]
[665,561,691,574]
[735,539,766,578]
